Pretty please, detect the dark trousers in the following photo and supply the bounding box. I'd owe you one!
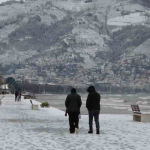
[89,110,100,130]
[19,96,21,101]
[15,95,18,101]
[68,112,79,133]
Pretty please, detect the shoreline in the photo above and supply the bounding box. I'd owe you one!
[35,93,150,115]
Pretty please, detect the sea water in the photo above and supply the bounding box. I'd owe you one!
[36,93,150,114]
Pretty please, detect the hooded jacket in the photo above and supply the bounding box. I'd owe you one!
[86,86,101,111]
[65,89,82,113]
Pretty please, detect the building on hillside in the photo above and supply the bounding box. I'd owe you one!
[26,78,39,84]
[86,82,94,87]
[95,81,112,92]
[15,69,29,75]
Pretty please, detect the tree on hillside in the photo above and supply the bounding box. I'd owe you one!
[9,15,74,51]
[104,5,111,36]
[0,74,3,86]
[0,64,4,86]
[132,0,150,7]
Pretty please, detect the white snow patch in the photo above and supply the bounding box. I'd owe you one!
[73,28,104,46]
[0,0,24,3]
[0,49,38,65]
[53,0,87,11]
[108,13,147,26]
[80,53,96,68]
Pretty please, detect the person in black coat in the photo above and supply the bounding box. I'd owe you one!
[86,86,101,134]
[65,88,82,133]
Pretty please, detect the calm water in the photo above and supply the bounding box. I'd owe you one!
[36,93,150,115]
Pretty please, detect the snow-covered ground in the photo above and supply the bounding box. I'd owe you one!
[108,12,147,26]
[0,95,150,150]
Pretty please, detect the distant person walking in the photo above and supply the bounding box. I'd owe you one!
[15,91,18,102]
[65,88,82,134]
[86,86,101,134]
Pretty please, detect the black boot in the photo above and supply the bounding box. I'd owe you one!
[88,128,93,134]
[96,129,100,134]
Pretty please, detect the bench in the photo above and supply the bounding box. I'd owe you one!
[30,100,39,110]
[131,105,150,123]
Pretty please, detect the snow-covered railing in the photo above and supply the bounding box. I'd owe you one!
[0,96,4,105]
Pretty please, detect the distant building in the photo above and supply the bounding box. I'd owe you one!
[26,78,39,84]
[95,81,111,92]
[0,84,9,93]
[15,69,29,75]
[0,84,9,90]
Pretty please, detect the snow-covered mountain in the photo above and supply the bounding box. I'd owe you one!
[1,0,150,88]
[0,0,24,4]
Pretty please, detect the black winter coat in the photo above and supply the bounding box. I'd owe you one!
[86,86,101,111]
[65,93,82,113]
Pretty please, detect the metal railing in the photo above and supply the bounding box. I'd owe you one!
[0,96,4,105]
[0,96,4,100]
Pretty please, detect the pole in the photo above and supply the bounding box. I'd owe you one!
[21,81,23,93]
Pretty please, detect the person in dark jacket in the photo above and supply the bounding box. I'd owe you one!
[86,86,101,134]
[65,88,82,134]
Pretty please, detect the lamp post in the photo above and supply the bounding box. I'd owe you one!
[21,81,23,93]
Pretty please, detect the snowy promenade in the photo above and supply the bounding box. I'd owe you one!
[0,95,150,150]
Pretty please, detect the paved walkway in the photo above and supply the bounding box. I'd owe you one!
[0,95,150,150]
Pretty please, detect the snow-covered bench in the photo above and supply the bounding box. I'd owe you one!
[131,105,150,123]
[30,100,39,110]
